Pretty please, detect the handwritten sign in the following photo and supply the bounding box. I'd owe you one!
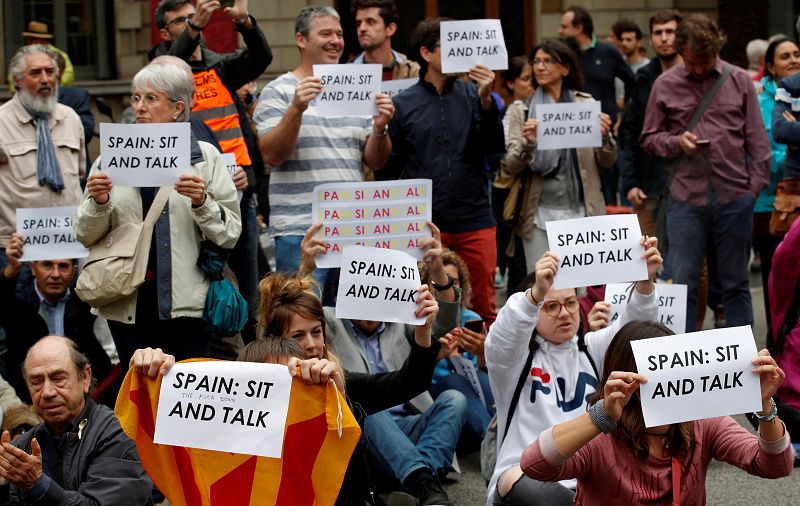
[605,283,688,334]
[154,361,292,458]
[546,214,646,289]
[535,101,602,150]
[220,153,244,203]
[381,78,418,99]
[631,326,761,427]
[311,179,432,268]
[100,122,189,187]
[440,19,508,74]
[335,246,425,325]
[312,64,381,117]
[16,206,88,261]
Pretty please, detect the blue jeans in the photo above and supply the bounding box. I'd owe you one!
[430,370,495,450]
[228,195,259,342]
[667,192,754,332]
[363,389,467,484]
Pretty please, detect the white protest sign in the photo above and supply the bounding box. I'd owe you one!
[16,206,88,261]
[154,361,292,458]
[546,214,646,289]
[440,19,508,74]
[335,246,425,325]
[631,326,761,427]
[381,78,418,99]
[535,101,602,150]
[605,283,688,334]
[220,153,244,203]
[100,122,189,187]
[313,64,381,117]
[312,179,432,268]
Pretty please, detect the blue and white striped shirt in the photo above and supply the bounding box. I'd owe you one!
[253,72,372,237]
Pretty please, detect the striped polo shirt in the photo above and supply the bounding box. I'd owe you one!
[253,71,371,237]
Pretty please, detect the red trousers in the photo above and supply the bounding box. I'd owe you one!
[441,226,497,325]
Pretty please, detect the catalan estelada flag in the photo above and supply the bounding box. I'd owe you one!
[115,360,361,506]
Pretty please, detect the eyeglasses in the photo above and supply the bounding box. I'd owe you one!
[129,93,173,107]
[532,59,559,67]
[166,13,194,29]
[542,297,580,317]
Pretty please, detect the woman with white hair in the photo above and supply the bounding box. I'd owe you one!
[74,63,241,369]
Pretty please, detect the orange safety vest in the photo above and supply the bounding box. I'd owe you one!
[192,68,252,166]
[115,359,361,506]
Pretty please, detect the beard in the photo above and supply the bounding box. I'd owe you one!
[17,84,58,114]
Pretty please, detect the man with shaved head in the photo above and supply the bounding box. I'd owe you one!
[0,336,152,504]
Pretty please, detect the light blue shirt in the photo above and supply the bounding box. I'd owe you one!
[34,283,69,336]
[347,320,387,374]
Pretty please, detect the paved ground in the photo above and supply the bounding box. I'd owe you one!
[443,272,800,505]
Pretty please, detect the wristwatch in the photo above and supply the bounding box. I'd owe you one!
[372,123,389,137]
[754,397,778,423]
[431,273,455,291]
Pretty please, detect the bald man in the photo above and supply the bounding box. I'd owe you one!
[0,336,151,504]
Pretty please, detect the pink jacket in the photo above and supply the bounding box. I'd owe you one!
[769,218,800,411]
[521,416,793,505]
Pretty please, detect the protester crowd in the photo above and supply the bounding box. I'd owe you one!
[0,0,797,504]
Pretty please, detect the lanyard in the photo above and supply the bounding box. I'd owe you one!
[671,456,682,506]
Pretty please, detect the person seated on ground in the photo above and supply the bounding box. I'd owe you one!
[132,271,444,505]
[0,232,113,403]
[521,321,794,504]
[485,237,661,506]
[0,336,152,504]
[419,248,495,450]
[300,222,466,506]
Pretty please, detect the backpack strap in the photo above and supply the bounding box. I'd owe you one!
[665,63,734,189]
[500,330,536,446]
[577,331,599,378]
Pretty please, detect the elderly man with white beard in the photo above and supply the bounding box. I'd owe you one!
[0,45,85,274]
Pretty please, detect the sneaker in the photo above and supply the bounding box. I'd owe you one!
[494,268,506,288]
[378,491,417,506]
[418,478,453,506]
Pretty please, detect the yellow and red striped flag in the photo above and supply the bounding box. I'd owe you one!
[115,359,361,506]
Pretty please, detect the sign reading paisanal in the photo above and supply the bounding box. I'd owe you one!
[100,122,189,187]
[16,206,88,261]
[631,326,761,427]
[311,179,432,269]
[154,361,292,458]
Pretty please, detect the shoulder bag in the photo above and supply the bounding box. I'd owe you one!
[76,187,171,308]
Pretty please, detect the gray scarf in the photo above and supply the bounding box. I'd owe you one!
[22,104,64,193]
[529,87,582,207]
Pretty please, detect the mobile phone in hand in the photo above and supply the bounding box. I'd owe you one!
[695,139,711,147]
[463,319,484,333]
[221,0,235,7]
